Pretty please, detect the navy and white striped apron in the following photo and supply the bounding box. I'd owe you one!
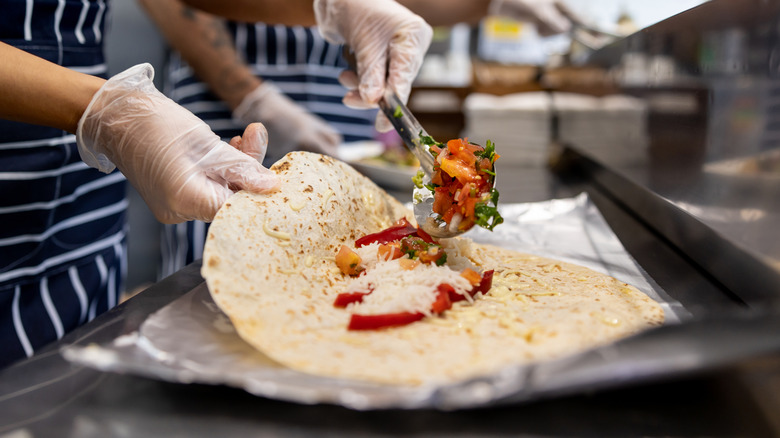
[0,0,127,368]
[161,23,377,277]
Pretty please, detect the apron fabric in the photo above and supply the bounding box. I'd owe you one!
[160,23,377,277]
[0,0,127,368]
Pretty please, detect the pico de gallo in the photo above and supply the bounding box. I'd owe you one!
[334,218,494,331]
[414,135,503,233]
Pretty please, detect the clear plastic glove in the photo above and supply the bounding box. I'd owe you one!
[232,82,342,159]
[76,63,280,224]
[314,0,432,132]
[489,0,571,36]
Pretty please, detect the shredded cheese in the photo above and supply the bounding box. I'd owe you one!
[343,243,476,316]
[263,220,291,241]
[289,199,307,211]
[322,189,334,207]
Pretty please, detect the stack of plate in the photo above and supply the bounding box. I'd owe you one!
[553,93,649,166]
[462,92,552,166]
[462,91,649,167]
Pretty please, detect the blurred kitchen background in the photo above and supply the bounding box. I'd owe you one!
[107,0,742,293]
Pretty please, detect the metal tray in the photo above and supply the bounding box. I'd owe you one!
[61,194,780,410]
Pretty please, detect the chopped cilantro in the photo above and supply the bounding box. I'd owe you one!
[393,105,403,118]
[473,188,503,231]
[424,183,436,194]
[419,132,444,148]
[475,139,497,162]
[435,252,448,266]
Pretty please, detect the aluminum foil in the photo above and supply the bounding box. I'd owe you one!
[62,193,689,410]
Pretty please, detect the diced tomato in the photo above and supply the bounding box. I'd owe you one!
[462,196,480,220]
[441,158,478,185]
[348,312,425,330]
[446,138,480,168]
[399,236,446,265]
[431,284,454,313]
[478,157,493,173]
[418,245,445,265]
[431,169,444,186]
[354,217,417,247]
[456,183,472,203]
[335,245,363,276]
[377,243,403,261]
[398,258,421,270]
[441,207,456,225]
[333,291,370,308]
[460,268,482,286]
[432,187,453,217]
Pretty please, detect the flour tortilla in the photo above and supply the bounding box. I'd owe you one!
[202,152,664,386]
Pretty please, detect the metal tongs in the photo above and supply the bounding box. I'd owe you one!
[341,47,480,238]
[377,90,465,238]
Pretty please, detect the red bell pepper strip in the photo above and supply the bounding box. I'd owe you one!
[354,217,418,247]
[415,226,435,244]
[474,269,494,295]
[333,291,371,308]
[344,272,494,330]
[431,284,454,313]
[348,312,425,330]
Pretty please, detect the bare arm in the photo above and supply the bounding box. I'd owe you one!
[399,0,491,26]
[176,0,491,28]
[138,0,261,110]
[0,42,104,133]
[176,0,317,26]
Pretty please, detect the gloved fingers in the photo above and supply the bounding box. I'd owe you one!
[378,23,432,133]
[355,47,388,107]
[227,123,269,162]
[338,69,359,90]
[201,141,281,194]
[164,177,235,223]
[342,89,378,109]
[386,21,433,106]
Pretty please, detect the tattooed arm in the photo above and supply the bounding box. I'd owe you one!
[138,0,260,110]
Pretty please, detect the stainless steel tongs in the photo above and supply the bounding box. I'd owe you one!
[376,89,468,238]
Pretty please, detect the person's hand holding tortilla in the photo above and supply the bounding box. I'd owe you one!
[76,63,280,224]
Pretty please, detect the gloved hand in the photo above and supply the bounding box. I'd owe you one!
[314,0,432,132]
[489,0,572,36]
[232,82,342,159]
[76,63,280,224]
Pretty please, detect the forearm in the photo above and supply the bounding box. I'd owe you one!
[399,0,491,26]
[0,42,103,133]
[139,0,261,109]
[176,0,316,26]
